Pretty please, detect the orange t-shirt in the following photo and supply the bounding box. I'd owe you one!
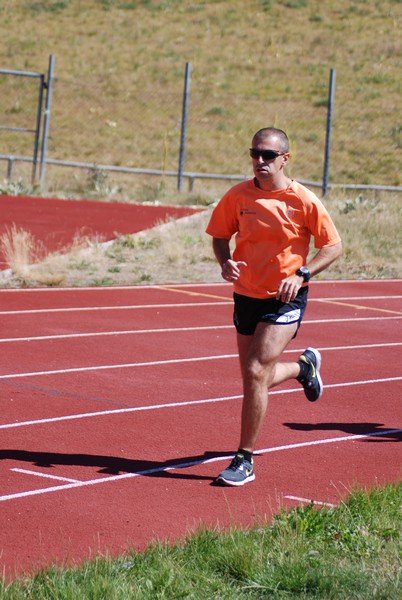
[206,178,341,299]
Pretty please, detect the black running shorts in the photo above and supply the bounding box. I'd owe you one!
[233,286,309,336]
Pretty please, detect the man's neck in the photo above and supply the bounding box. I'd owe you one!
[254,175,291,191]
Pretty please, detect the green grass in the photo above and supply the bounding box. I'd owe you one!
[1,482,400,598]
[0,0,401,200]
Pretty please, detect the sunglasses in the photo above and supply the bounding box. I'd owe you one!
[249,148,286,160]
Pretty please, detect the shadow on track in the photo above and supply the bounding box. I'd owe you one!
[0,449,234,481]
[283,422,402,442]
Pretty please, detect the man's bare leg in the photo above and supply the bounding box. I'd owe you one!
[216,323,322,486]
[237,321,299,452]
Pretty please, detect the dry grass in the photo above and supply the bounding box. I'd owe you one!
[0,211,219,287]
[0,0,400,200]
[327,193,402,279]
[1,191,400,288]
[0,225,63,285]
[0,226,107,287]
[0,225,41,275]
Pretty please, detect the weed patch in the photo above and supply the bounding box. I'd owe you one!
[1,192,401,288]
[1,483,400,598]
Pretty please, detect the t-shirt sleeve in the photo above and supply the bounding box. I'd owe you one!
[205,192,239,240]
[305,194,342,249]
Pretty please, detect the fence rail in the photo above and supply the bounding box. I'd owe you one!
[1,58,401,198]
[0,59,53,186]
[1,154,401,195]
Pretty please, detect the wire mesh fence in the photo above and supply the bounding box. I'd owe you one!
[0,59,401,201]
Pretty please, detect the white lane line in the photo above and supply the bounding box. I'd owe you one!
[284,495,336,507]
[1,316,401,343]
[0,301,231,316]
[1,375,401,431]
[0,283,231,293]
[314,296,402,301]
[0,325,231,343]
[256,430,402,456]
[0,341,401,380]
[11,468,80,484]
[0,279,399,293]
[0,353,236,379]
[0,296,401,316]
[0,394,243,430]
[1,428,400,503]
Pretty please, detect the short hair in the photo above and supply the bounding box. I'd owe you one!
[253,127,289,153]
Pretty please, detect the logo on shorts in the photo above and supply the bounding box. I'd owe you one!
[275,309,301,323]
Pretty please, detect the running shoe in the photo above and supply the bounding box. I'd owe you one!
[297,347,323,401]
[216,453,255,486]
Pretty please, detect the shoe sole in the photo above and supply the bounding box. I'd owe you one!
[305,347,323,401]
[215,473,256,487]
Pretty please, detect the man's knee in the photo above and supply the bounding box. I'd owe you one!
[244,357,275,386]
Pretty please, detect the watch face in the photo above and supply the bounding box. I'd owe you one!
[297,267,310,281]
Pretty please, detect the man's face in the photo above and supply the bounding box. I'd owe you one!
[250,136,289,180]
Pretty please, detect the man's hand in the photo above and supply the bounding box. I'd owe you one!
[276,242,343,302]
[221,259,247,282]
[276,274,303,302]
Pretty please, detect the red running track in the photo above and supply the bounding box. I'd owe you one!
[0,194,204,267]
[0,279,401,579]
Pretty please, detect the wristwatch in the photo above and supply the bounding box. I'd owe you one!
[296,266,311,283]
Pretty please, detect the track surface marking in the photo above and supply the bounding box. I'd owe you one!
[0,279,401,580]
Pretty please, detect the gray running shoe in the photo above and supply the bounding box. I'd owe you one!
[298,347,323,401]
[216,453,255,486]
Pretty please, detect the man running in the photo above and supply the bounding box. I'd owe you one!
[206,127,342,486]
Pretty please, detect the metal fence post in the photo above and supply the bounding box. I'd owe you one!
[322,68,336,197]
[39,54,55,193]
[31,74,45,186]
[177,62,191,192]
[7,157,14,180]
